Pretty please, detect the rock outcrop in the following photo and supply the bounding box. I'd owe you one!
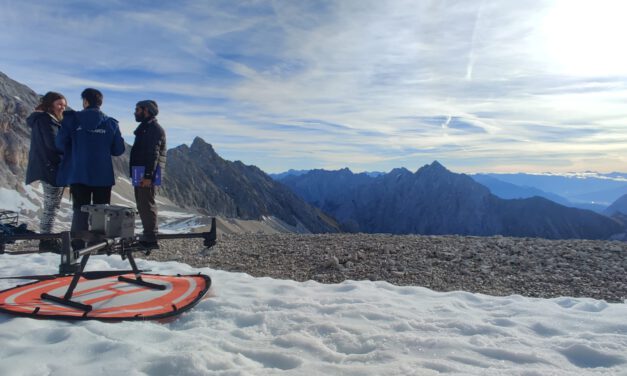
[0,71,39,190]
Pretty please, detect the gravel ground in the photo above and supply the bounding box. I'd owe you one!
[143,233,627,303]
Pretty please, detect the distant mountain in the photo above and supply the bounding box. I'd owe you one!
[279,162,623,239]
[569,185,627,208]
[472,174,567,202]
[161,137,340,233]
[471,174,606,212]
[279,168,375,230]
[479,173,627,206]
[364,171,386,178]
[603,194,627,239]
[268,169,311,180]
[272,169,385,180]
[604,194,627,216]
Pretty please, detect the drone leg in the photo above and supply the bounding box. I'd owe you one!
[118,252,165,290]
[41,253,93,312]
[59,231,80,274]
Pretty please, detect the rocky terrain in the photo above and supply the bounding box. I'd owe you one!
[144,233,627,303]
[0,71,39,190]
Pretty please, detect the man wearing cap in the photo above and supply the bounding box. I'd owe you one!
[130,100,166,249]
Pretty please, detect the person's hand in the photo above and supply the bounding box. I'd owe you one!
[140,178,152,187]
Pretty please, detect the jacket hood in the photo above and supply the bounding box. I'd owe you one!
[26,111,50,128]
[75,108,109,130]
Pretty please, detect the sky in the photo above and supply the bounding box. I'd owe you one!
[2,0,627,174]
[0,253,626,375]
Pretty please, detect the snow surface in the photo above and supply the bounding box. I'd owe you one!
[0,187,38,212]
[0,253,626,375]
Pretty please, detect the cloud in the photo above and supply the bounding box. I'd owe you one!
[2,0,627,173]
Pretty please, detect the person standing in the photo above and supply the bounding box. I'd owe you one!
[25,91,67,252]
[130,100,166,249]
[56,88,125,249]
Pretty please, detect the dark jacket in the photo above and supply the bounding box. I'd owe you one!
[55,107,125,187]
[130,118,166,181]
[25,111,63,186]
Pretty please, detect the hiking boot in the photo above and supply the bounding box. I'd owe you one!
[39,239,62,254]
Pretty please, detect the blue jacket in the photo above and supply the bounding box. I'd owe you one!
[25,111,63,186]
[56,107,125,187]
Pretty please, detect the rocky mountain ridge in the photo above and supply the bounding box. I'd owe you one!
[0,71,39,190]
[279,162,624,239]
[161,137,340,233]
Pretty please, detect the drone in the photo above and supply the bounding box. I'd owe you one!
[0,205,215,322]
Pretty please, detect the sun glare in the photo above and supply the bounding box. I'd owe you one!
[541,0,627,76]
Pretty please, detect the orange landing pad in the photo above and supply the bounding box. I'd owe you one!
[0,273,211,321]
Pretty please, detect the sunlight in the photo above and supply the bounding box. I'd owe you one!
[541,0,627,76]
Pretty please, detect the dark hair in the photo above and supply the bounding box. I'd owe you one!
[136,100,159,117]
[81,88,103,107]
[36,91,66,113]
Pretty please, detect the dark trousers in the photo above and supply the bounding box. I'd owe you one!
[134,186,158,241]
[70,184,111,248]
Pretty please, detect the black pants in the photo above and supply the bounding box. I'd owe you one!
[134,186,158,241]
[70,184,111,248]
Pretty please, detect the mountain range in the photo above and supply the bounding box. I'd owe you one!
[275,168,627,212]
[277,162,624,239]
[476,172,627,207]
[470,174,607,212]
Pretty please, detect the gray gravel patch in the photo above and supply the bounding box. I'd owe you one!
[144,233,627,303]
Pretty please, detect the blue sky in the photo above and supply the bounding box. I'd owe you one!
[2,0,627,174]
